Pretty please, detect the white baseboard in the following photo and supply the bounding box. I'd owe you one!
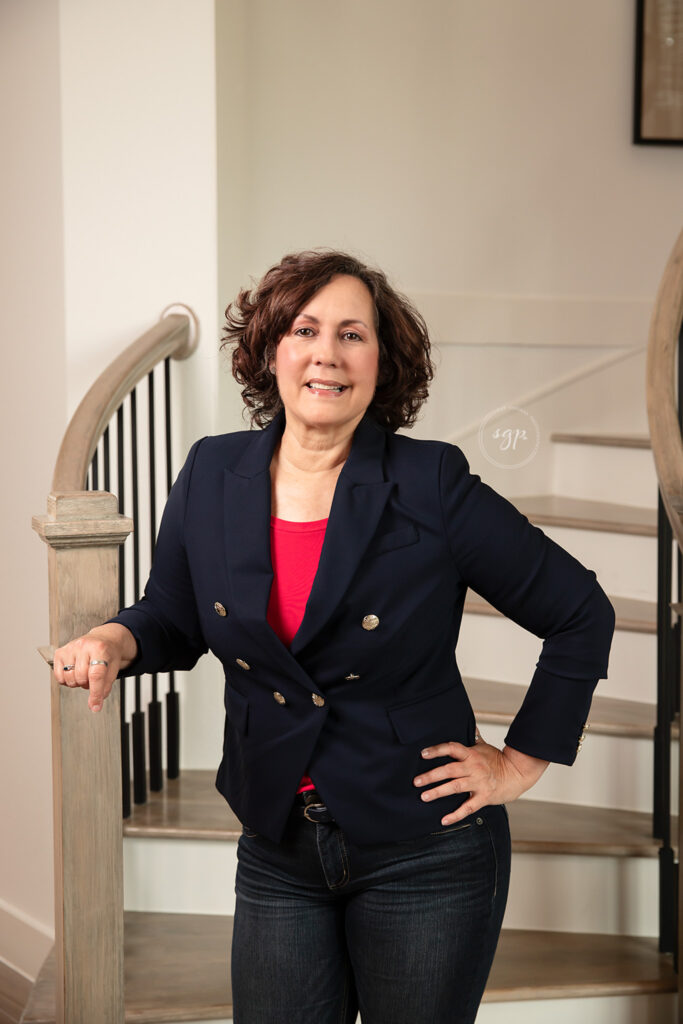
[0,896,53,981]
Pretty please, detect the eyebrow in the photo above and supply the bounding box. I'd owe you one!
[294,314,369,329]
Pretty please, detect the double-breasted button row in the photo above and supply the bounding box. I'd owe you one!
[271,691,326,708]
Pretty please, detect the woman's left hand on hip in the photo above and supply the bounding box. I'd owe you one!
[413,731,549,826]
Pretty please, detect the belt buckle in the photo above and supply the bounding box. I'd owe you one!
[301,790,327,822]
[303,801,327,822]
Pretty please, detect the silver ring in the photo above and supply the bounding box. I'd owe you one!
[63,664,75,671]
[89,659,109,668]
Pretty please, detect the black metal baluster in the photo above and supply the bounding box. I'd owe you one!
[92,446,99,491]
[164,357,180,780]
[130,389,147,806]
[147,370,163,791]
[117,408,131,819]
[655,490,675,953]
[103,426,110,492]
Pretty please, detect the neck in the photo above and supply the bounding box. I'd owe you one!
[276,417,361,474]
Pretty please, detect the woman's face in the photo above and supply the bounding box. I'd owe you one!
[273,274,380,437]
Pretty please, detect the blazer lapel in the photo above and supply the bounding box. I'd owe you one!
[290,415,393,656]
[223,413,282,635]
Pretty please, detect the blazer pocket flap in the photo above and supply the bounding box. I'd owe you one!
[387,685,470,745]
[372,524,419,557]
[226,686,249,735]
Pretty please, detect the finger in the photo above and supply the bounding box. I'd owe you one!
[421,742,470,761]
[87,661,114,712]
[420,777,478,803]
[60,656,78,687]
[413,761,471,788]
[440,795,484,826]
[73,650,92,689]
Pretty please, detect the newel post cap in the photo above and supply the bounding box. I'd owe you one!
[32,490,134,548]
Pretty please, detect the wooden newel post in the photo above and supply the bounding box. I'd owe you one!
[33,491,134,1024]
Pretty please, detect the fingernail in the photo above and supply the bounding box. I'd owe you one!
[414,776,423,786]
[422,748,431,757]
[421,792,432,801]
[91,703,102,713]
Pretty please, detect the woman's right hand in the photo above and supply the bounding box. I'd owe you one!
[53,623,138,713]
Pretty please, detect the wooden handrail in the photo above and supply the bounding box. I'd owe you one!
[646,226,683,549]
[52,305,199,491]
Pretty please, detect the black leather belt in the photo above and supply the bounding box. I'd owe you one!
[294,789,336,823]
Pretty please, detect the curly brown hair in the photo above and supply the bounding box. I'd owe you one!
[221,250,434,432]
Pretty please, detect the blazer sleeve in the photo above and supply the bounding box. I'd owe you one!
[107,437,209,676]
[440,443,616,765]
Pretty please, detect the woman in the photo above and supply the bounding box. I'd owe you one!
[54,250,616,1023]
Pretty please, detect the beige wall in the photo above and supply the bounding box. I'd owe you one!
[0,0,66,980]
[1,0,219,979]
[215,0,682,491]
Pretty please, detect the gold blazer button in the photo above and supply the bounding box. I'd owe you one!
[273,691,286,705]
[311,693,326,707]
[214,602,227,617]
[236,658,251,671]
[362,614,380,631]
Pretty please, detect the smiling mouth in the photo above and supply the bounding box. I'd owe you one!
[305,382,348,393]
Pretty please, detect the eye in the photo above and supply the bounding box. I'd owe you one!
[293,326,315,337]
[342,331,362,341]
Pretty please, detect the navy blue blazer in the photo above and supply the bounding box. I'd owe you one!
[111,411,615,845]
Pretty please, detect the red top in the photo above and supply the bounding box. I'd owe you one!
[267,515,328,794]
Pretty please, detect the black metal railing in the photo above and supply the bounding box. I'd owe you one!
[653,322,683,964]
[86,357,180,818]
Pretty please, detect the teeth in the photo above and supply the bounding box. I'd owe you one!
[307,382,344,391]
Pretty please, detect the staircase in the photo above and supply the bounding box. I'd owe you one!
[24,227,683,1023]
[24,430,678,1023]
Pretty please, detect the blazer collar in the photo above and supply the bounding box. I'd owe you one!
[229,408,387,483]
[224,410,393,662]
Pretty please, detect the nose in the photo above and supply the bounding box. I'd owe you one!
[312,329,340,366]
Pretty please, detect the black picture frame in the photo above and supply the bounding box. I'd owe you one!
[633,0,683,145]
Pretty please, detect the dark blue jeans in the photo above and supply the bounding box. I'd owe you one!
[231,802,511,1024]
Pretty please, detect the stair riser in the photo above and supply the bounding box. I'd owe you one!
[552,443,658,509]
[124,837,239,917]
[124,837,658,937]
[460,614,655,706]
[483,723,654,813]
[478,994,676,1022]
[186,1001,678,1024]
[505,853,658,936]
[538,525,656,604]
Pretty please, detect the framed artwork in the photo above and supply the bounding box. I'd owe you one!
[633,0,683,144]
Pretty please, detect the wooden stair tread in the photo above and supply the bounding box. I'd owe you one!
[23,915,675,1020]
[465,676,656,738]
[465,590,657,634]
[512,494,657,536]
[507,800,659,858]
[551,431,651,450]
[485,929,675,1001]
[124,770,243,840]
[124,771,663,857]
[23,912,234,1024]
